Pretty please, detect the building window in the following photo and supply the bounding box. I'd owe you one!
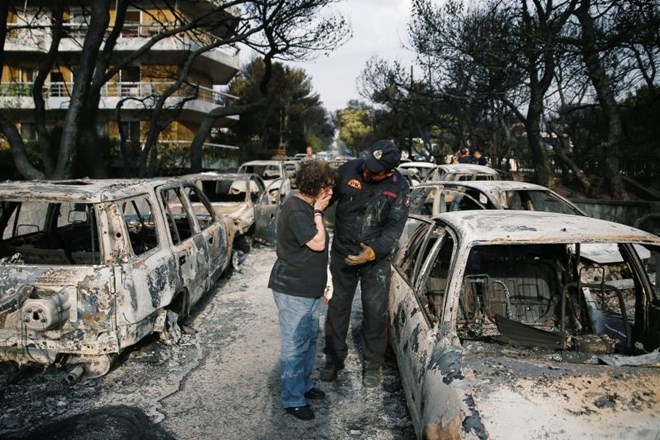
[120,66,140,96]
[123,10,141,38]
[120,121,141,144]
[50,71,66,97]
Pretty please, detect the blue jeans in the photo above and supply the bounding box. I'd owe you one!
[273,290,321,408]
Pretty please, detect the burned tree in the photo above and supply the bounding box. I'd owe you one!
[0,0,349,179]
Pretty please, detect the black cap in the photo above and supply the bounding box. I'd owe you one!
[364,140,401,173]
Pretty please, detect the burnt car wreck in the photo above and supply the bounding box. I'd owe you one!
[0,179,234,378]
[390,211,660,439]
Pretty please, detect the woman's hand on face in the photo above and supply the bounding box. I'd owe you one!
[314,187,332,212]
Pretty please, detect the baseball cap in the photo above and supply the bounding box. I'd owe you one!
[364,140,401,173]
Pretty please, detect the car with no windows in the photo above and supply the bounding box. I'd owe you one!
[0,178,234,378]
[408,180,584,216]
[390,210,660,439]
[424,164,501,182]
[179,172,278,249]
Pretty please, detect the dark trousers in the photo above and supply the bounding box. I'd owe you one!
[324,248,391,370]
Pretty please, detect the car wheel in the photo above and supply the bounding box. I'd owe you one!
[234,234,251,253]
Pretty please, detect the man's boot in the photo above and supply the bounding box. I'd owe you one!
[362,368,381,388]
[319,361,343,382]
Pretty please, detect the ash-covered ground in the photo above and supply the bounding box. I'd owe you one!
[0,245,415,440]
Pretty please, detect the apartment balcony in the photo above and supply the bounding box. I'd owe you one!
[4,23,241,85]
[0,81,239,127]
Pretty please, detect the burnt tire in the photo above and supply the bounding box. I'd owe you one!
[234,234,251,253]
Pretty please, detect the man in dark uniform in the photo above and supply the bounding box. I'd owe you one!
[321,139,410,388]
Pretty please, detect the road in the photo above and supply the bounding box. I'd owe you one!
[0,245,415,440]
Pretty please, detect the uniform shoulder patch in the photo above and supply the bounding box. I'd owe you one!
[346,178,362,190]
[404,193,411,208]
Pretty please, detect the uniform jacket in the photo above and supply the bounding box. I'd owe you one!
[331,158,410,260]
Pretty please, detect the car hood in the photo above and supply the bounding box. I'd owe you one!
[461,344,660,439]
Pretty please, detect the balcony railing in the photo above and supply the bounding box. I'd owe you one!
[0,82,238,105]
[0,82,33,96]
[60,22,240,57]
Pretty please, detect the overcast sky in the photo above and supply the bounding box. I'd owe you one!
[289,0,416,112]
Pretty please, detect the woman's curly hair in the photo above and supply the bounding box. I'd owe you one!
[296,160,335,197]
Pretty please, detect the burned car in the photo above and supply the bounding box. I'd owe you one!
[390,211,660,439]
[0,179,234,377]
[424,164,501,182]
[401,180,588,247]
[409,180,585,216]
[237,159,293,203]
[180,172,276,248]
[398,161,437,186]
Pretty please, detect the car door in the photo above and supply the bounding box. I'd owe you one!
[390,222,445,427]
[253,178,284,245]
[246,175,266,229]
[159,184,214,308]
[406,224,463,434]
[115,193,181,329]
[180,183,229,287]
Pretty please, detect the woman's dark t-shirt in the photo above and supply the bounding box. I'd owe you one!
[268,196,328,298]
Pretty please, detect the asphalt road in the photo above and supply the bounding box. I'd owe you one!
[0,245,415,440]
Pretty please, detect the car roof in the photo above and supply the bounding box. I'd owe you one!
[398,161,437,169]
[437,164,499,175]
[0,178,175,202]
[417,180,547,191]
[434,210,660,246]
[437,164,499,174]
[180,172,260,181]
[239,160,284,166]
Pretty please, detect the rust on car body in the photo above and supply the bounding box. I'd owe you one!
[0,178,233,376]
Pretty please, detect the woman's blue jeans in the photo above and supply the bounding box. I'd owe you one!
[273,291,321,408]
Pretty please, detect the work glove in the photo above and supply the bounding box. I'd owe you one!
[345,243,376,266]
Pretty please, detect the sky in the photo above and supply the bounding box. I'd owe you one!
[289,0,416,112]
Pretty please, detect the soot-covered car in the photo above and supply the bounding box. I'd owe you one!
[390,210,660,439]
[237,160,293,203]
[424,164,501,182]
[180,172,277,248]
[0,178,234,378]
[408,180,585,216]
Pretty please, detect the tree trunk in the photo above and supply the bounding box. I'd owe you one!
[575,0,625,198]
[548,121,591,194]
[0,2,43,179]
[0,114,45,179]
[54,0,111,179]
[31,1,65,177]
[526,104,550,186]
[190,101,268,172]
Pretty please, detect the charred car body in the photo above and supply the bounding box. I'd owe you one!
[390,211,660,439]
[237,159,293,203]
[425,164,501,183]
[179,172,279,248]
[0,179,234,377]
[408,180,585,217]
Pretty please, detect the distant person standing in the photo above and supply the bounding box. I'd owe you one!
[472,149,488,166]
[458,147,472,163]
[302,145,315,161]
[320,139,410,388]
[269,160,335,421]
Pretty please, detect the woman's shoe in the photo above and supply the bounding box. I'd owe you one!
[285,405,315,420]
